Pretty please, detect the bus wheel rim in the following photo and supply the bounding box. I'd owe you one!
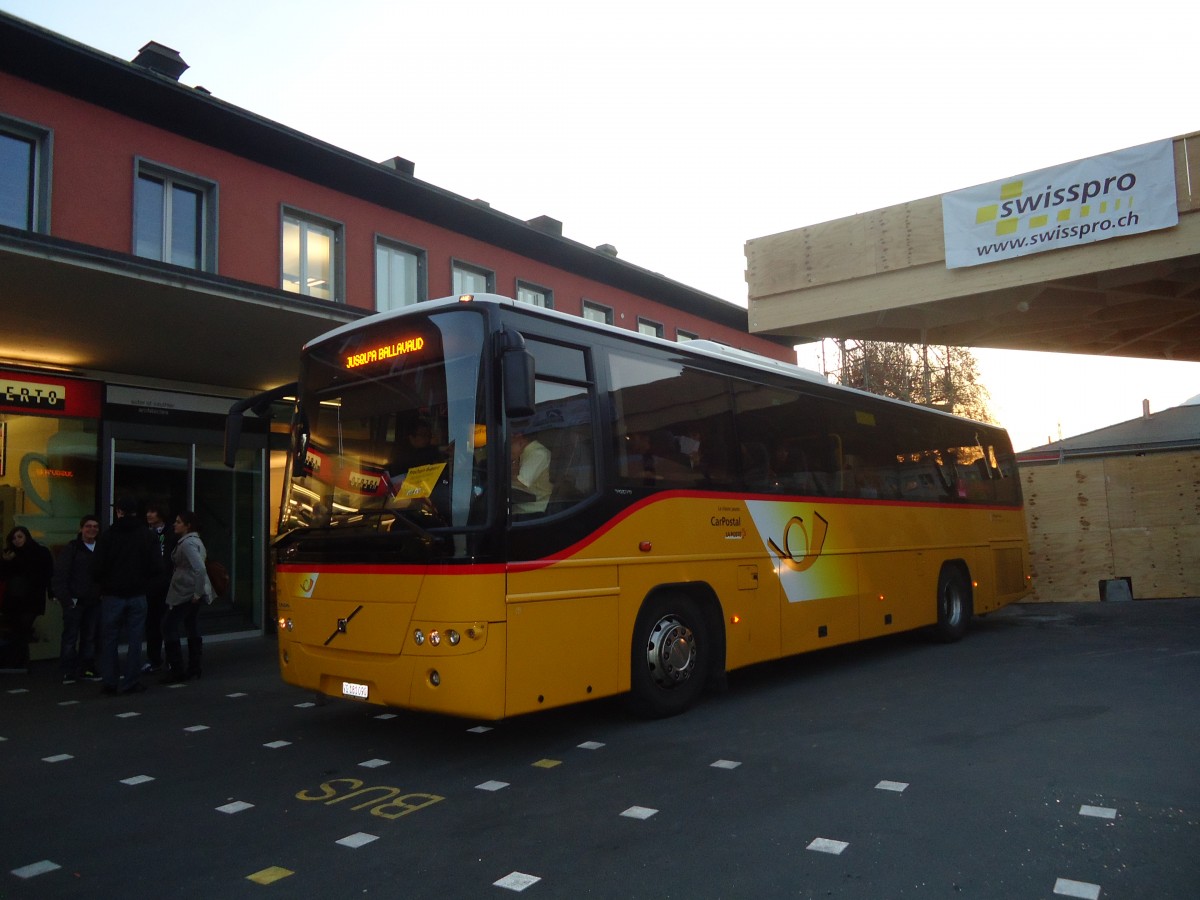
[645,615,697,688]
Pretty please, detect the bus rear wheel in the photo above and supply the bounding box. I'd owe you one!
[629,593,709,718]
[934,565,972,643]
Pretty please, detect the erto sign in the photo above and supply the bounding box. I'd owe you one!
[942,140,1177,269]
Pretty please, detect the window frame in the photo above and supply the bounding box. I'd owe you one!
[281,205,345,303]
[374,235,428,311]
[0,114,52,233]
[676,328,699,343]
[515,279,553,309]
[451,259,495,295]
[581,299,614,325]
[637,318,664,339]
[132,157,218,271]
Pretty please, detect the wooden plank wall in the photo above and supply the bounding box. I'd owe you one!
[1022,451,1200,600]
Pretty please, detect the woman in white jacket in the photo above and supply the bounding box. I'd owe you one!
[161,511,212,682]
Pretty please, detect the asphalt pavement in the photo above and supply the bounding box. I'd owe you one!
[2,599,1198,899]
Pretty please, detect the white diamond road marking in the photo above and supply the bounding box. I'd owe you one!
[1079,805,1117,820]
[294,701,316,708]
[184,725,210,732]
[263,740,291,749]
[621,806,658,820]
[11,860,61,879]
[374,713,397,720]
[494,872,541,892]
[7,688,29,694]
[166,682,187,689]
[216,801,254,814]
[577,741,605,750]
[807,838,849,855]
[476,780,510,792]
[42,754,73,763]
[116,711,140,718]
[336,832,379,848]
[876,780,909,792]
[120,775,155,786]
[359,758,390,768]
[226,692,248,698]
[711,759,741,769]
[58,700,80,706]
[1054,877,1102,899]
[468,725,493,733]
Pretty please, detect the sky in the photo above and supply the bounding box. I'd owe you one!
[4,0,1198,450]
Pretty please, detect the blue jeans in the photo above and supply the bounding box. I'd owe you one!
[100,595,147,691]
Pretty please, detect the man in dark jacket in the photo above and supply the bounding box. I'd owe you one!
[51,515,102,684]
[92,498,161,695]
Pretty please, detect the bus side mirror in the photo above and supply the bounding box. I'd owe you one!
[500,331,535,418]
[503,347,536,418]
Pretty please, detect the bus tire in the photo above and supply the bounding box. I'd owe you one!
[934,564,972,643]
[629,593,710,718]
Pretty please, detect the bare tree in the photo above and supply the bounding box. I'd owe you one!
[829,340,993,423]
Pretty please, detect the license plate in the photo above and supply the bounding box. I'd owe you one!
[342,681,369,699]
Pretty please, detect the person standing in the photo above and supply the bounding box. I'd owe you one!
[0,526,54,674]
[143,503,176,674]
[161,511,213,682]
[91,497,160,695]
[51,515,103,684]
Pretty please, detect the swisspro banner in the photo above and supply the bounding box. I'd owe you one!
[942,140,1177,269]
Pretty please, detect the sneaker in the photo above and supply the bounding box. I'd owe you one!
[140,662,161,674]
[81,669,103,682]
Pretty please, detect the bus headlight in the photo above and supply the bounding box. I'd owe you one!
[413,629,425,645]
[447,629,461,646]
[429,630,441,647]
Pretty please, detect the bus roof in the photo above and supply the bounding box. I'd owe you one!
[304,293,1006,434]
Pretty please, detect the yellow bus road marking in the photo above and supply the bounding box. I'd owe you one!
[531,758,561,769]
[296,778,444,819]
[246,866,293,885]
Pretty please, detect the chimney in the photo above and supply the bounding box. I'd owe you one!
[380,156,415,177]
[131,41,189,81]
[526,215,563,236]
[1142,399,1151,419]
[595,243,618,256]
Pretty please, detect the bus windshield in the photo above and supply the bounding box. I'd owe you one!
[279,309,488,549]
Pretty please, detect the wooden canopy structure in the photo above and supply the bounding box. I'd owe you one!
[745,132,1200,362]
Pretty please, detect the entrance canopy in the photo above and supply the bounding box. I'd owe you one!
[745,132,1200,361]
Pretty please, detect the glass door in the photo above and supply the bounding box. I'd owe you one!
[111,435,264,634]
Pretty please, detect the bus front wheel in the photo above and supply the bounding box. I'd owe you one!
[629,593,710,718]
[934,565,972,643]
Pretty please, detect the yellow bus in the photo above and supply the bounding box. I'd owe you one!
[231,294,1031,720]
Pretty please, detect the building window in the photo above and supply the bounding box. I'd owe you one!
[283,208,343,302]
[582,300,613,325]
[452,260,494,295]
[0,115,51,232]
[516,280,553,308]
[676,329,698,342]
[376,237,426,311]
[637,318,664,338]
[133,160,217,271]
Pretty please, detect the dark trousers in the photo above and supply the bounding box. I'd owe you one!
[145,593,166,667]
[162,601,202,677]
[59,599,101,677]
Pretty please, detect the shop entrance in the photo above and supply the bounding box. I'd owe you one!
[107,425,266,636]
